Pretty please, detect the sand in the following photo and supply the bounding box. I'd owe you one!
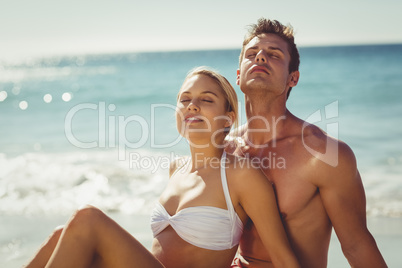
[328,217,402,268]
[2,215,401,267]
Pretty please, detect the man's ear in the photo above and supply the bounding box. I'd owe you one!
[288,71,300,87]
[236,69,240,85]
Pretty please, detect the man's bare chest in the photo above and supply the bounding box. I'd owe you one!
[252,147,318,219]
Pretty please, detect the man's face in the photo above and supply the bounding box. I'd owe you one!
[237,33,296,97]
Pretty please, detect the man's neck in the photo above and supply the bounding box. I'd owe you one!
[244,95,290,146]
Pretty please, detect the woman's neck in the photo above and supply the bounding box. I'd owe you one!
[188,144,225,171]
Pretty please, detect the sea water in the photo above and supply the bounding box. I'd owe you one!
[1,45,402,217]
[1,45,402,247]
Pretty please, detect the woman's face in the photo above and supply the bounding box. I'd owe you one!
[176,74,233,146]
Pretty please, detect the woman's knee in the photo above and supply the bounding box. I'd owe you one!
[51,225,64,240]
[68,205,105,231]
[76,204,103,217]
[43,225,64,250]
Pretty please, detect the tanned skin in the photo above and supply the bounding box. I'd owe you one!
[227,33,387,268]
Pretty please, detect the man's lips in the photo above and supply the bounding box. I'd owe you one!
[250,66,270,74]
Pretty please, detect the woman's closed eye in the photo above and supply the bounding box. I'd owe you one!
[180,99,213,103]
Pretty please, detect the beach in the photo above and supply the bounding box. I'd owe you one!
[328,217,402,267]
[1,46,402,267]
[2,214,401,267]
[1,213,152,267]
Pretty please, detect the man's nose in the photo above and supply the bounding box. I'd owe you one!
[256,50,267,63]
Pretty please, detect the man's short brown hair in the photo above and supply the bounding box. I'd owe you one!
[239,18,300,98]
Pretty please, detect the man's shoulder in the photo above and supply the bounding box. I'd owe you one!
[299,122,358,186]
[299,122,354,158]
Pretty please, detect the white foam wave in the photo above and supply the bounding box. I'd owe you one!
[1,150,401,218]
[0,150,170,216]
[363,167,402,217]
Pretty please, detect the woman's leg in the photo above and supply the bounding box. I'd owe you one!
[45,205,164,268]
[25,226,64,267]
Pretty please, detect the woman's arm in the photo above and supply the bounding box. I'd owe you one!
[235,165,300,268]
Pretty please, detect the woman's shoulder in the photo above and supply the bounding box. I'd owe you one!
[224,152,264,180]
[224,153,273,200]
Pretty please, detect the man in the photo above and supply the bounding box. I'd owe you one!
[228,18,387,268]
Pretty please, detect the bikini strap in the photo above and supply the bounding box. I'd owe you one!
[220,152,236,221]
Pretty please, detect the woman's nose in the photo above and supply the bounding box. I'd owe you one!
[187,101,199,111]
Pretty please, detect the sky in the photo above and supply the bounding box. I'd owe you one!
[1,0,402,61]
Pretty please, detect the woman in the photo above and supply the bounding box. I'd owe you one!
[25,67,300,268]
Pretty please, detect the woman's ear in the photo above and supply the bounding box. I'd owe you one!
[224,111,236,128]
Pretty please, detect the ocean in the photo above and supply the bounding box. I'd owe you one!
[1,44,402,266]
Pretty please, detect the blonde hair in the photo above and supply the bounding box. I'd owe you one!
[181,66,239,134]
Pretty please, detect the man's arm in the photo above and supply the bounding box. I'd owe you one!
[315,139,387,267]
[234,165,300,268]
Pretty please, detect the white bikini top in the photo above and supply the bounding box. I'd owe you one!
[150,152,243,251]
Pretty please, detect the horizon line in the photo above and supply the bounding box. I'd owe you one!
[1,41,401,64]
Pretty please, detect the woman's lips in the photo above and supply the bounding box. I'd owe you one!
[184,116,203,123]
